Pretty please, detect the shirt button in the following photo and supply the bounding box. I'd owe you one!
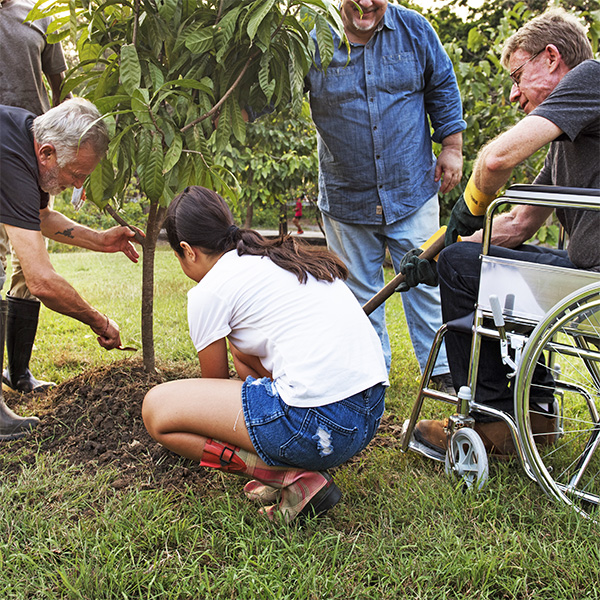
[367,71,371,75]
[376,155,380,159]
[373,126,377,130]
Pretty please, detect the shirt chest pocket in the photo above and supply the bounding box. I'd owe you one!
[380,52,420,95]
[312,64,361,107]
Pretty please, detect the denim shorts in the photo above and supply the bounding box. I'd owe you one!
[241,377,386,470]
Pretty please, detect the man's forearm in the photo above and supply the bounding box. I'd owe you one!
[40,209,103,251]
[467,205,553,247]
[27,268,106,330]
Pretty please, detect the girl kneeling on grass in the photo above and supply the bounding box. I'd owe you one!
[142,186,388,523]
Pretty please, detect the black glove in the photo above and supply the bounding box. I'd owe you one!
[445,194,484,246]
[396,248,438,292]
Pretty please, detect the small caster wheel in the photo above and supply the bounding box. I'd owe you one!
[445,427,489,490]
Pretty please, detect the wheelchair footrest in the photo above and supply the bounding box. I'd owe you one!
[408,439,446,463]
[401,420,446,462]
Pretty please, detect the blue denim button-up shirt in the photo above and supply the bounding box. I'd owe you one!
[305,5,466,225]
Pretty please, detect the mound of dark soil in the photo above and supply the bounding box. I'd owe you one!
[1,360,401,491]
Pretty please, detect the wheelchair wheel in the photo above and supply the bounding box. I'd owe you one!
[445,427,489,490]
[515,283,600,521]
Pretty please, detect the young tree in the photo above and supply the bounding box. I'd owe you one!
[30,0,344,371]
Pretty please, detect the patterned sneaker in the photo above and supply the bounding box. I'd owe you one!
[243,480,279,505]
[260,471,341,524]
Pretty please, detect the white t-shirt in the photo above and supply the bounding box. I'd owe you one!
[187,251,388,408]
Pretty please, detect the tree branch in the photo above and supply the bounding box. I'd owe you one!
[181,51,259,133]
[104,203,146,247]
[132,0,141,46]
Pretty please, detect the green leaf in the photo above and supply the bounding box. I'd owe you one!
[147,62,165,91]
[258,54,275,103]
[120,44,141,96]
[163,132,183,173]
[185,26,214,55]
[314,14,334,69]
[230,99,246,145]
[95,95,131,113]
[86,158,114,209]
[131,89,153,125]
[215,5,242,63]
[246,0,276,42]
[140,136,165,202]
[157,0,177,21]
[215,99,232,152]
[136,128,153,180]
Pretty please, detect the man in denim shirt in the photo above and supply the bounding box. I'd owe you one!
[305,0,466,382]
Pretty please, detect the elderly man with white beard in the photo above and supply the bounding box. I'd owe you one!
[0,97,141,440]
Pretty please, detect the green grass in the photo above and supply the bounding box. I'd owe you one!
[1,250,599,599]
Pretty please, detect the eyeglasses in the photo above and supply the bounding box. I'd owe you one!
[509,50,542,86]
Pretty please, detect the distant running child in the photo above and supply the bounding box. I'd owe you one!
[292,196,303,234]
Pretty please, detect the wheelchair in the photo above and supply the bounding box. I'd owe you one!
[398,184,600,522]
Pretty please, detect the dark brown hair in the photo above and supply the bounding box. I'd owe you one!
[164,186,348,283]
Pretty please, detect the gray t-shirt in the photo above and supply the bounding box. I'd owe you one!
[532,59,600,271]
[0,0,67,115]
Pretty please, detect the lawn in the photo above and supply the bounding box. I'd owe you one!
[0,249,597,599]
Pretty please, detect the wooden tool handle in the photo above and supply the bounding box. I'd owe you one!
[362,227,447,316]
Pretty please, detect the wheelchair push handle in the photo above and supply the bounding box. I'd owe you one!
[489,294,505,329]
[363,227,447,316]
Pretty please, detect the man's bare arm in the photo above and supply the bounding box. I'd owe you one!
[39,208,140,262]
[473,115,562,195]
[467,204,554,247]
[4,225,123,348]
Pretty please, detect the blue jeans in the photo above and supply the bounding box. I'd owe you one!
[242,377,386,470]
[322,195,449,375]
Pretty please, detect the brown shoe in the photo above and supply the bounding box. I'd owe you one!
[473,421,516,455]
[414,415,558,457]
[529,413,559,446]
[413,419,449,453]
[475,414,558,456]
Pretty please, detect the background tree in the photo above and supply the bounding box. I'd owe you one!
[31,0,345,372]
[215,100,318,229]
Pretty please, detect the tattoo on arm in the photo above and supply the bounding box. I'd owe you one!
[55,228,75,239]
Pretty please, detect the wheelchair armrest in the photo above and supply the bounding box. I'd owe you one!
[505,184,600,198]
[447,312,475,334]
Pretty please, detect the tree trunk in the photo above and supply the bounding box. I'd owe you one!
[141,202,167,373]
[243,201,254,229]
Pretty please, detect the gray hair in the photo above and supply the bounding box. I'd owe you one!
[501,8,593,69]
[32,98,109,167]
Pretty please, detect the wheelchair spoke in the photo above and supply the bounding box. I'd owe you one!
[515,284,600,522]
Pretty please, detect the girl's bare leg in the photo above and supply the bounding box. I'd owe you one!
[142,378,341,522]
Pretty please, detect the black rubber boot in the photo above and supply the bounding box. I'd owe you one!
[0,298,40,440]
[2,295,56,393]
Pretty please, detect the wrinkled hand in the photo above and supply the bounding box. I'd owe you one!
[92,316,123,350]
[445,195,484,246]
[396,248,439,292]
[435,145,463,195]
[101,226,144,263]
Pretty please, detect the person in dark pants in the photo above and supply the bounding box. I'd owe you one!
[0,98,141,440]
[0,0,71,393]
[400,8,599,455]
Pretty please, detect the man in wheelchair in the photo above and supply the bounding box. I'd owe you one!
[401,8,600,456]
